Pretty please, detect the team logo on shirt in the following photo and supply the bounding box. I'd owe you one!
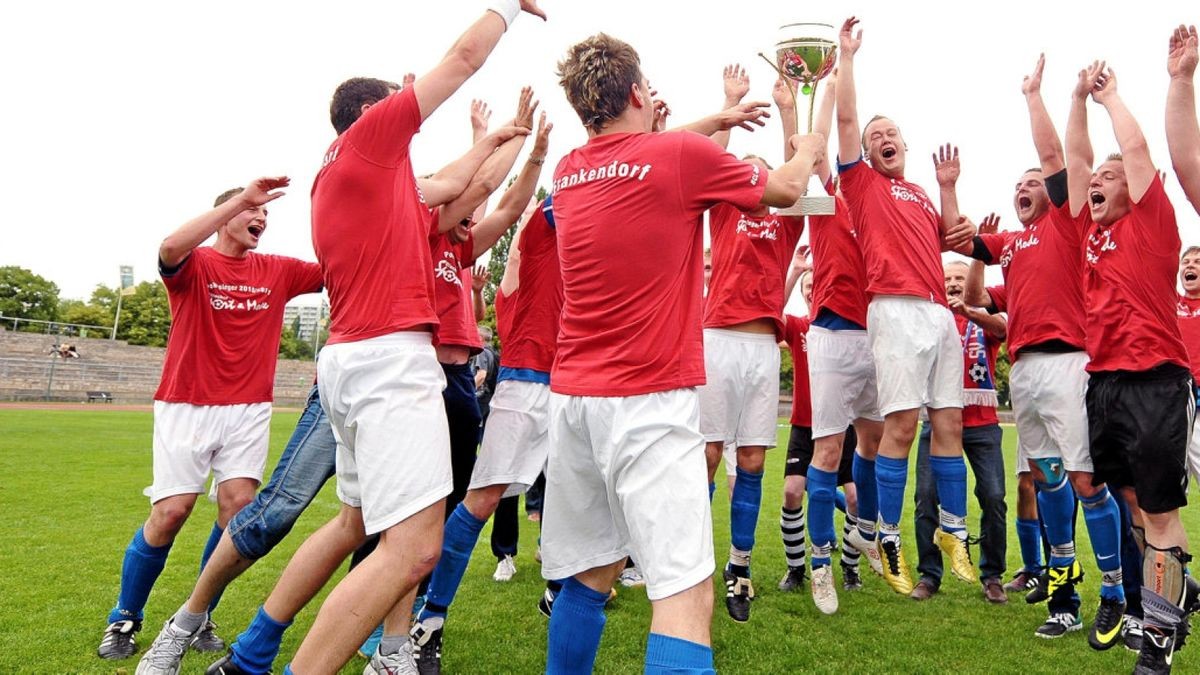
[435,252,462,287]
[207,282,273,311]
[1178,301,1200,318]
[321,145,340,168]
[735,214,780,241]
[1001,227,1041,269]
[888,181,937,217]
[1086,227,1117,265]
[552,161,653,193]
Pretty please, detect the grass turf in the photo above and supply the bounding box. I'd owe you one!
[1,407,1197,674]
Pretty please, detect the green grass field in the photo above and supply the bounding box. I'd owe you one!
[2,407,1199,674]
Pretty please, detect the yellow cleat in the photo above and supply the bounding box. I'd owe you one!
[934,529,978,584]
[876,538,914,595]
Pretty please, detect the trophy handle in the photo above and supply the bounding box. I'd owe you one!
[757,52,817,134]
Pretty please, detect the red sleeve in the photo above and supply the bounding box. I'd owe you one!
[678,132,766,214]
[987,285,1008,313]
[836,160,872,209]
[287,260,324,298]
[160,247,202,293]
[343,87,422,167]
[1052,200,1090,244]
[1132,175,1180,256]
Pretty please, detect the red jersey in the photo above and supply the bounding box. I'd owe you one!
[809,190,869,326]
[495,287,516,347]
[839,161,945,304]
[782,314,812,427]
[430,225,480,353]
[703,203,804,338]
[1083,176,1189,373]
[955,314,1001,428]
[501,201,563,373]
[311,87,436,345]
[978,203,1087,360]
[156,247,322,405]
[988,285,1009,313]
[1176,295,1200,382]
[550,131,766,396]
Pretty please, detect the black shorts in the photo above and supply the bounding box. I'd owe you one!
[785,424,856,484]
[1086,363,1193,514]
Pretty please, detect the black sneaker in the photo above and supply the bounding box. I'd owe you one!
[205,652,249,675]
[1135,626,1176,674]
[191,619,225,652]
[1088,596,1127,651]
[1025,570,1050,604]
[1034,612,1082,639]
[411,621,443,675]
[1125,616,1145,653]
[777,566,807,592]
[723,568,754,623]
[841,563,863,591]
[537,586,556,618]
[98,619,141,660]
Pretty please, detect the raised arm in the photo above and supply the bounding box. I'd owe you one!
[159,177,287,268]
[713,64,751,149]
[1167,24,1200,212]
[1092,67,1155,201]
[1065,61,1103,217]
[761,134,825,207]
[471,265,488,322]
[835,17,864,164]
[471,112,551,258]
[783,245,812,309]
[773,77,800,163]
[811,70,837,186]
[1023,54,1065,175]
[412,1,545,122]
[964,214,1000,308]
[671,101,772,137]
[418,124,526,207]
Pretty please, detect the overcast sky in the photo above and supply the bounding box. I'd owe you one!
[3,1,1198,316]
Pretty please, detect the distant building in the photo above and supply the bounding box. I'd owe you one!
[282,302,327,342]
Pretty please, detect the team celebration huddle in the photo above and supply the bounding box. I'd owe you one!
[87,3,1200,673]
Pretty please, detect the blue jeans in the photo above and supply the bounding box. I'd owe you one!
[914,422,1007,585]
[227,385,337,560]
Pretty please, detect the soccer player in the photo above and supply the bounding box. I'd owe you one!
[97,178,323,662]
[910,260,1008,603]
[834,17,976,596]
[544,32,823,673]
[698,63,807,623]
[1070,59,1193,672]
[947,54,1128,644]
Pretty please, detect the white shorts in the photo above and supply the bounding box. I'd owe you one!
[318,332,452,536]
[148,401,272,503]
[542,389,714,601]
[469,379,550,497]
[1010,351,1092,474]
[808,325,882,438]
[698,328,780,448]
[867,296,963,416]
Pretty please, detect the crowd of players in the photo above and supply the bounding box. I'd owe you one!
[86,5,1200,674]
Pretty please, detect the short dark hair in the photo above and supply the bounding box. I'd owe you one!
[558,34,643,134]
[214,187,243,207]
[330,77,399,135]
[861,115,893,154]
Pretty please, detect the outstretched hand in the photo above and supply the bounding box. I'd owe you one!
[485,125,531,146]
[1021,53,1045,97]
[531,111,552,158]
[932,144,960,187]
[978,212,1001,235]
[840,17,862,58]
[513,86,539,130]
[241,177,290,206]
[723,64,750,104]
[1073,60,1106,100]
[1168,24,1199,79]
[519,0,547,20]
[790,244,812,274]
[471,100,492,135]
[772,77,796,110]
[943,214,977,252]
[471,265,489,292]
[1091,66,1118,105]
[718,101,772,132]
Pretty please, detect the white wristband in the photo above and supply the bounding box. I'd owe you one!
[487,0,520,30]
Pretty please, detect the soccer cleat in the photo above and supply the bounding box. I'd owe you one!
[364,641,420,675]
[845,528,883,576]
[877,538,914,595]
[1134,626,1176,674]
[1025,570,1050,604]
[410,621,443,675]
[933,529,977,584]
[1035,612,1082,639]
[810,565,838,615]
[136,618,199,675]
[204,652,248,675]
[537,587,556,618]
[1088,596,1127,651]
[360,623,384,659]
[841,563,863,591]
[723,568,755,623]
[618,566,645,588]
[1003,569,1038,594]
[1125,616,1145,653]
[493,554,517,582]
[191,620,225,653]
[98,619,142,660]
[778,566,807,592]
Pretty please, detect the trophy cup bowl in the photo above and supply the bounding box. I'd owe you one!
[764,22,837,216]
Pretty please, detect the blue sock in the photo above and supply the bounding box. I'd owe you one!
[834,488,847,514]
[419,502,487,621]
[729,467,764,570]
[1016,518,1044,572]
[805,466,838,568]
[645,633,715,674]
[929,455,967,534]
[708,481,716,503]
[852,454,877,538]
[1080,487,1125,601]
[199,521,225,614]
[231,605,293,674]
[1035,476,1077,567]
[546,577,608,675]
[874,455,908,531]
[108,526,172,624]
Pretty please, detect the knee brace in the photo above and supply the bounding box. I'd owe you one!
[1032,457,1067,491]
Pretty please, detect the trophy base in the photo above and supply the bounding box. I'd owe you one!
[778,194,835,216]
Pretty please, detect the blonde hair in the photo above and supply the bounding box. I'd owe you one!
[558,34,643,134]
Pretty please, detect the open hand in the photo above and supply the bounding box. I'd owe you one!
[1021,54,1045,97]
[1168,25,1199,79]
[241,177,290,206]
[1090,66,1118,105]
[978,212,1000,235]
[531,111,552,158]
[1073,60,1106,100]
[839,17,862,58]
[472,265,489,292]
[932,143,960,187]
[723,64,750,104]
[471,99,492,135]
[513,86,538,130]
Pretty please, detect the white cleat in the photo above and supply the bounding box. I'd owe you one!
[493,554,517,582]
[845,528,883,576]
[811,566,839,615]
[363,640,419,675]
[136,619,198,675]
